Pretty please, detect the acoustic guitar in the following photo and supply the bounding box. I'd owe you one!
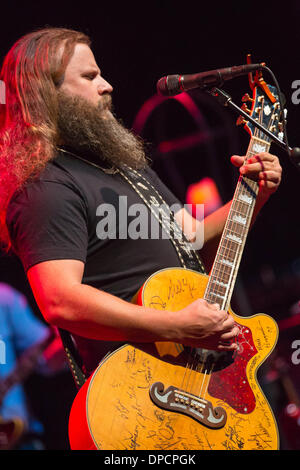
[69,71,284,450]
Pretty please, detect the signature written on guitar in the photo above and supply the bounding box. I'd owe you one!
[149,277,197,310]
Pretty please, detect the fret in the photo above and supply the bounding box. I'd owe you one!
[217,258,234,268]
[226,217,246,229]
[209,292,225,301]
[211,279,228,288]
[224,223,245,238]
[247,150,257,157]
[229,203,253,222]
[229,207,251,221]
[207,271,231,292]
[237,192,254,205]
[209,264,231,280]
[215,253,234,273]
[247,148,266,157]
[207,285,228,298]
[219,242,238,252]
[231,196,255,210]
[209,272,230,284]
[235,186,257,201]
[228,216,249,227]
[226,220,248,235]
[208,273,229,287]
[217,248,237,260]
[240,177,259,196]
[230,214,247,226]
[205,270,232,303]
[214,263,232,275]
[225,233,243,244]
[224,228,246,242]
[222,234,243,247]
[250,139,269,154]
[205,292,226,306]
[206,286,227,299]
[251,136,270,145]
[211,267,232,283]
[218,239,241,257]
[205,291,223,301]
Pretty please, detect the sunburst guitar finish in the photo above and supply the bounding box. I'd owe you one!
[69,268,279,450]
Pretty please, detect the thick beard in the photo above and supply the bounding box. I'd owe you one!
[56,91,149,172]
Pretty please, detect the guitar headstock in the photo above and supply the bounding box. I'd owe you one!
[237,81,286,143]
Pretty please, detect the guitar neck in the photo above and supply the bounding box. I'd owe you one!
[204,135,271,311]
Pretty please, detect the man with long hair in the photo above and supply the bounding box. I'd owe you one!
[0,28,281,377]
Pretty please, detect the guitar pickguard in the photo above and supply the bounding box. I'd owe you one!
[208,323,258,414]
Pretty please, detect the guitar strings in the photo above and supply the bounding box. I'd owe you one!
[182,349,198,394]
[201,97,276,401]
[180,347,205,396]
[180,95,275,403]
[181,138,261,395]
[180,348,197,392]
[192,98,275,402]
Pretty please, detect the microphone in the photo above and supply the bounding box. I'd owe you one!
[157,63,264,96]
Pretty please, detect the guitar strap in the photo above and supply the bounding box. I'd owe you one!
[117,165,206,274]
[57,153,206,389]
[57,327,88,389]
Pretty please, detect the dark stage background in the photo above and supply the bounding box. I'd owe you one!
[0,0,299,450]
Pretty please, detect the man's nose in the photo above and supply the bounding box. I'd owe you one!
[97,76,113,95]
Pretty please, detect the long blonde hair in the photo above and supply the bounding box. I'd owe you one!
[0,27,90,249]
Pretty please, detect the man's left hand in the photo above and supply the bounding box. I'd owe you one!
[231,152,282,200]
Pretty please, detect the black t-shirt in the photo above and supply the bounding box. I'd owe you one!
[6,150,186,374]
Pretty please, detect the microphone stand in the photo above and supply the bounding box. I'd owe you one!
[207,87,300,171]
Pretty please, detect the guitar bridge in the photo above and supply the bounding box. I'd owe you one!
[149,382,227,429]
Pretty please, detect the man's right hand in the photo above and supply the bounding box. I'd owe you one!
[172,299,239,351]
[28,259,239,349]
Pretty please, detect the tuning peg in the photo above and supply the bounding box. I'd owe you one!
[242,93,254,103]
[241,103,251,114]
[236,116,247,126]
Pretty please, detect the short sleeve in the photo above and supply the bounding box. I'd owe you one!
[6,180,89,272]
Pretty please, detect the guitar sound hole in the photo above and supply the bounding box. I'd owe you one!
[184,347,235,372]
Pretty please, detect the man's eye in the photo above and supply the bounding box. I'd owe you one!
[84,74,97,80]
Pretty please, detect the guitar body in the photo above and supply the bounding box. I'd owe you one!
[69,267,279,450]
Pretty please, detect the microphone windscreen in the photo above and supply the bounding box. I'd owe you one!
[157,75,181,96]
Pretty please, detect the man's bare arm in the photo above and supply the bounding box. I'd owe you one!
[27,259,238,351]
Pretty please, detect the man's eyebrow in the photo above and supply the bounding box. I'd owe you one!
[89,66,101,74]
[80,65,100,74]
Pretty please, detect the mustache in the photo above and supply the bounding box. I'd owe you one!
[98,93,113,112]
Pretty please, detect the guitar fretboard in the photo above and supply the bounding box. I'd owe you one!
[204,136,271,311]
